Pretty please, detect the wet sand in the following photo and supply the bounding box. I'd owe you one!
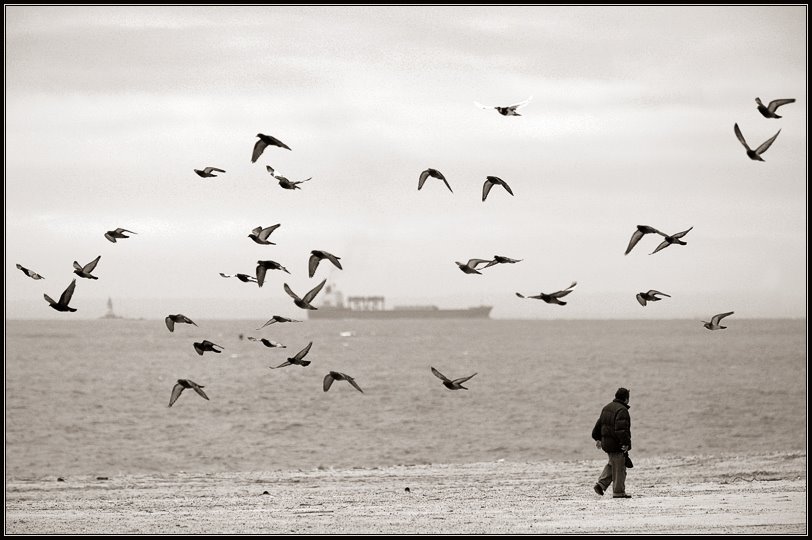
[6,452,806,534]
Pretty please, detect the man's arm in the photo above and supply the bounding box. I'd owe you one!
[615,408,631,450]
[591,417,602,441]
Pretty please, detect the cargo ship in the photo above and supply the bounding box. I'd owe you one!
[307,286,491,320]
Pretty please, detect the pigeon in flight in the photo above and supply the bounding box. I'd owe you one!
[624,225,663,255]
[194,167,226,178]
[482,176,514,201]
[418,169,453,193]
[474,96,532,116]
[734,123,781,162]
[636,290,671,306]
[323,371,364,393]
[455,258,493,275]
[480,255,523,269]
[309,250,343,278]
[266,166,311,190]
[16,263,44,280]
[269,341,313,369]
[247,337,286,348]
[431,367,477,390]
[650,227,693,255]
[248,224,281,245]
[251,133,291,163]
[44,279,78,312]
[168,379,209,407]
[193,340,224,355]
[256,260,291,287]
[219,272,258,283]
[165,314,198,332]
[755,97,795,119]
[104,228,137,243]
[516,281,578,305]
[256,315,302,330]
[702,311,734,331]
[284,279,327,310]
[73,255,101,280]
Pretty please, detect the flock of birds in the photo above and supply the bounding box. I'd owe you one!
[16,95,796,406]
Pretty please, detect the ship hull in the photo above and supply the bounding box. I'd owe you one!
[307,306,492,320]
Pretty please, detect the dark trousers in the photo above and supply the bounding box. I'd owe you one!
[597,452,626,496]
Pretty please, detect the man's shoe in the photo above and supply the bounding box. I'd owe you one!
[593,484,604,496]
[612,494,632,498]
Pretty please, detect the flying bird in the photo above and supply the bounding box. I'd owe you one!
[269,341,313,369]
[72,255,101,280]
[431,367,477,390]
[650,227,693,255]
[266,166,311,190]
[702,311,734,331]
[455,258,493,275]
[516,281,578,305]
[168,379,209,407]
[309,250,342,278]
[248,224,281,245]
[256,260,291,287]
[284,279,327,310]
[480,255,523,269]
[165,314,198,332]
[418,169,453,193]
[251,133,291,163]
[16,263,44,280]
[256,315,302,329]
[624,225,663,255]
[104,228,137,243]
[482,176,514,201]
[247,337,286,348]
[44,279,77,312]
[734,123,781,162]
[194,167,226,178]
[219,272,258,283]
[635,290,671,307]
[193,340,224,355]
[755,97,795,119]
[323,371,364,393]
[474,96,532,116]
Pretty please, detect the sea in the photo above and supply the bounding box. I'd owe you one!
[5,318,806,478]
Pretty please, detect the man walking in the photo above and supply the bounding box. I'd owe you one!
[591,387,632,498]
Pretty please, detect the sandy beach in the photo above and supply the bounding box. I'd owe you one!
[6,451,806,534]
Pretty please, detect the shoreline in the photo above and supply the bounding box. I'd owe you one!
[6,451,806,534]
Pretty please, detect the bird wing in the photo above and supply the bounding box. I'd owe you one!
[258,224,281,240]
[322,252,342,270]
[73,261,83,271]
[551,288,574,298]
[474,101,494,110]
[323,373,336,391]
[650,239,670,255]
[515,292,526,299]
[270,361,292,369]
[452,373,477,385]
[251,226,263,236]
[219,273,233,278]
[104,232,117,243]
[190,383,209,400]
[251,138,269,163]
[624,229,645,255]
[479,259,499,269]
[265,165,276,176]
[636,293,647,306]
[165,317,175,332]
[43,293,57,306]
[768,98,795,112]
[115,228,137,235]
[431,367,451,383]
[647,290,670,297]
[733,123,751,151]
[283,283,301,302]
[755,130,781,155]
[482,178,494,201]
[346,376,364,393]
[303,279,327,304]
[500,179,514,196]
[418,169,430,190]
[439,176,453,193]
[293,341,313,362]
[466,258,492,268]
[168,383,184,407]
[59,279,76,305]
[509,96,533,109]
[193,342,204,355]
[83,255,101,273]
[267,135,291,151]
[256,265,267,288]
[208,167,226,173]
[711,311,734,325]
[181,315,198,326]
[308,253,320,278]
[671,226,693,239]
[257,319,276,329]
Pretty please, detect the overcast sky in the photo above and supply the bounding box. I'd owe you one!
[5,6,806,319]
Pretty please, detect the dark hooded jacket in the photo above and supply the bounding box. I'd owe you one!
[591,399,631,453]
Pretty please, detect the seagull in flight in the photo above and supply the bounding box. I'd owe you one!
[16,263,44,280]
[474,96,532,116]
[194,167,226,178]
[165,314,198,332]
[251,133,291,163]
[44,279,78,312]
[516,281,578,305]
[104,228,137,243]
[734,123,781,162]
[168,379,209,407]
[431,367,477,390]
[269,341,313,369]
[256,315,302,329]
[755,97,795,119]
[219,272,258,283]
[702,311,734,330]
[323,371,364,393]
[650,227,693,255]
[284,279,327,310]
[480,255,523,269]
[309,250,342,278]
[73,255,101,280]
[482,176,514,201]
[193,340,224,355]
[248,224,281,245]
[455,258,494,275]
[624,225,663,255]
[247,337,286,348]
[636,290,671,306]
[418,169,453,193]
[256,260,291,287]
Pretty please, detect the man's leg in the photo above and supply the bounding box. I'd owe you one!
[596,456,613,492]
[609,452,627,496]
